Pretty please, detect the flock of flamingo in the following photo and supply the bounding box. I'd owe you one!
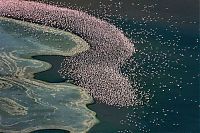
[0,0,149,107]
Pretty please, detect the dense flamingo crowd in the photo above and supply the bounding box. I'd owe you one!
[0,0,149,107]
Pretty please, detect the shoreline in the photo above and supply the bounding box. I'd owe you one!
[0,17,98,133]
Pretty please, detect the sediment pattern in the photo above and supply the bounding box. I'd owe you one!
[0,17,97,133]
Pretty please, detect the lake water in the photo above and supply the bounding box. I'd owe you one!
[0,0,199,133]
[33,18,199,132]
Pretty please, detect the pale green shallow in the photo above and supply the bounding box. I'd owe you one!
[0,17,98,133]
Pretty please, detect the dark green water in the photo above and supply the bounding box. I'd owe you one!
[33,55,66,83]
[35,21,199,133]
[32,0,199,133]
[33,18,199,133]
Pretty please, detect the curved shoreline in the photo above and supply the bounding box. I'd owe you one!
[0,0,134,59]
[0,17,98,133]
[0,16,90,57]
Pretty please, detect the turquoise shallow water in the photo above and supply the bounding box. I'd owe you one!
[0,17,97,133]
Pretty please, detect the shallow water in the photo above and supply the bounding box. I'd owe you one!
[0,17,97,133]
